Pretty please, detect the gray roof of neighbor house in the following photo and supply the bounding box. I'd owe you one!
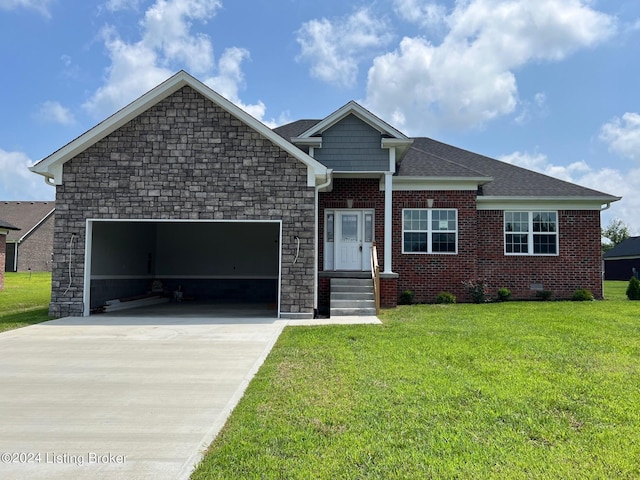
[273,121,619,200]
[0,219,20,231]
[0,201,55,242]
[604,236,640,259]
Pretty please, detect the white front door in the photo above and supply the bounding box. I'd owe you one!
[336,212,362,270]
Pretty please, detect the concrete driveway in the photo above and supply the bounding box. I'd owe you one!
[0,310,287,480]
[0,306,380,480]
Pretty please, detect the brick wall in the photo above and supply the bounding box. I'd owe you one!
[16,213,54,272]
[477,210,604,300]
[392,190,479,303]
[50,86,316,318]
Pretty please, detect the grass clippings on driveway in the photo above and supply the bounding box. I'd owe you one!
[0,272,52,332]
[193,283,640,479]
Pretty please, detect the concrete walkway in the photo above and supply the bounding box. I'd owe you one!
[0,309,380,480]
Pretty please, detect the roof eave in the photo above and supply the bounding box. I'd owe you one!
[31,71,328,188]
[477,195,622,211]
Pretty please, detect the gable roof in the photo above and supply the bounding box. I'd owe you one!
[0,219,20,233]
[0,201,55,242]
[275,121,619,205]
[604,236,640,259]
[31,71,328,187]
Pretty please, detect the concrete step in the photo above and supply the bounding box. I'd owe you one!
[331,278,373,287]
[330,307,378,316]
[330,277,376,316]
[331,299,376,309]
[331,292,375,300]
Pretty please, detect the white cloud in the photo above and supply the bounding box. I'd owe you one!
[84,0,267,122]
[393,0,448,30]
[296,8,393,88]
[104,0,144,12]
[599,112,640,162]
[36,101,76,125]
[0,149,55,200]
[364,0,616,133]
[0,0,51,16]
[499,150,639,234]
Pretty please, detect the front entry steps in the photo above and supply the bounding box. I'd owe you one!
[330,278,377,316]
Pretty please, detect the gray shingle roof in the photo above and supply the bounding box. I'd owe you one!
[273,121,619,200]
[603,236,640,258]
[0,219,20,231]
[0,201,55,242]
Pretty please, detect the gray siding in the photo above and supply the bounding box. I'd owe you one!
[313,114,389,171]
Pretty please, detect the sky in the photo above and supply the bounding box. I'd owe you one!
[1,0,639,234]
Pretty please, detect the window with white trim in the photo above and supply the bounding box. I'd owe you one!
[403,209,457,254]
[504,211,558,255]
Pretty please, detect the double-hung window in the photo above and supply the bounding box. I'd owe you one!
[505,211,558,255]
[403,209,457,254]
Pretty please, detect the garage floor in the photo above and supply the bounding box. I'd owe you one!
[0,309,381,480]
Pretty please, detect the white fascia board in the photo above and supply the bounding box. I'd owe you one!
[298,101,410,140]
[0,229,9,236]
[31,71,328,188]
[477,196,621,211]
[388,176,492,191]
[18,208,55,243]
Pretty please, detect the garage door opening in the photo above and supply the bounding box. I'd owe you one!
[84,220,281,317]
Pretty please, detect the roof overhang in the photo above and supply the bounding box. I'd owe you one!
[477,196,622,211]
[31,71,329,188]
[389,176,493,191]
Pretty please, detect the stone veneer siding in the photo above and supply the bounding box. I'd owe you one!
[50,86,316,318]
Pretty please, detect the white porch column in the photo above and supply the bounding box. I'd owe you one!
[384,171,393,274]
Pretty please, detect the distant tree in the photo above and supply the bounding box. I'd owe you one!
[602,219,630,253]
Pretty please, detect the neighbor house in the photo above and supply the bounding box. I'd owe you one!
[0,201,55,273]
[30,71,620,319]
[0,219,20,290]
[603,236,640,280]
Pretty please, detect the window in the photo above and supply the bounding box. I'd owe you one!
[403,209,457,254]
[505,211,558,255]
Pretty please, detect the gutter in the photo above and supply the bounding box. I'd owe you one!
[314,170,333,315]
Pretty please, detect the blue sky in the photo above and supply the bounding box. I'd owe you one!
[1,0,639,233]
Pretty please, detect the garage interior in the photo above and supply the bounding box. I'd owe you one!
[87,220,281,316]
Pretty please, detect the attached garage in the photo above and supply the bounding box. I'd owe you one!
[85,220,281,316]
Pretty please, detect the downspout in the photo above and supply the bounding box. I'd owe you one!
[314,170,333,316]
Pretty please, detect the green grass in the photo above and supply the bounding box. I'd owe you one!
[193,281,640,479]
[0,272,52,332]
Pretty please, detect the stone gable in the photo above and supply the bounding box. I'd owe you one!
[51,86,315,317]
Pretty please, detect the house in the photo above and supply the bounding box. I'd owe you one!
[0,201,55,272]
[30,71,620,319]
[603,236,640,280]
[0,219,20,290]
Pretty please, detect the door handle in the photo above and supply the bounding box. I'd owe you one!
[359,245,363,252]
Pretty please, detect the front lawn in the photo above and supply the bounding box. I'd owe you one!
[0,272,52,332]
[193,282,640,479]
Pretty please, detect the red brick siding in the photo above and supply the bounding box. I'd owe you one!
[477,210,603,300]
[392,191,478,303]
[380,276,398,307]
[318,178,385,270]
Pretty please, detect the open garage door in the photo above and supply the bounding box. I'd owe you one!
[84,220,281,317]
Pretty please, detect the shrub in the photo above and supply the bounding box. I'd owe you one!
[535,290,553,301]
[399,289,415,305]
[627,276,640,300]
[462,279,490,304]
[435,292,456,304]
[497,288,511,302]
[572,289,594,301]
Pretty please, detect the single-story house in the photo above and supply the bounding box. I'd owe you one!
[603,236,640,280]
[0,219,20,290]
[0,201,55,272]
[30,71,620,319]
